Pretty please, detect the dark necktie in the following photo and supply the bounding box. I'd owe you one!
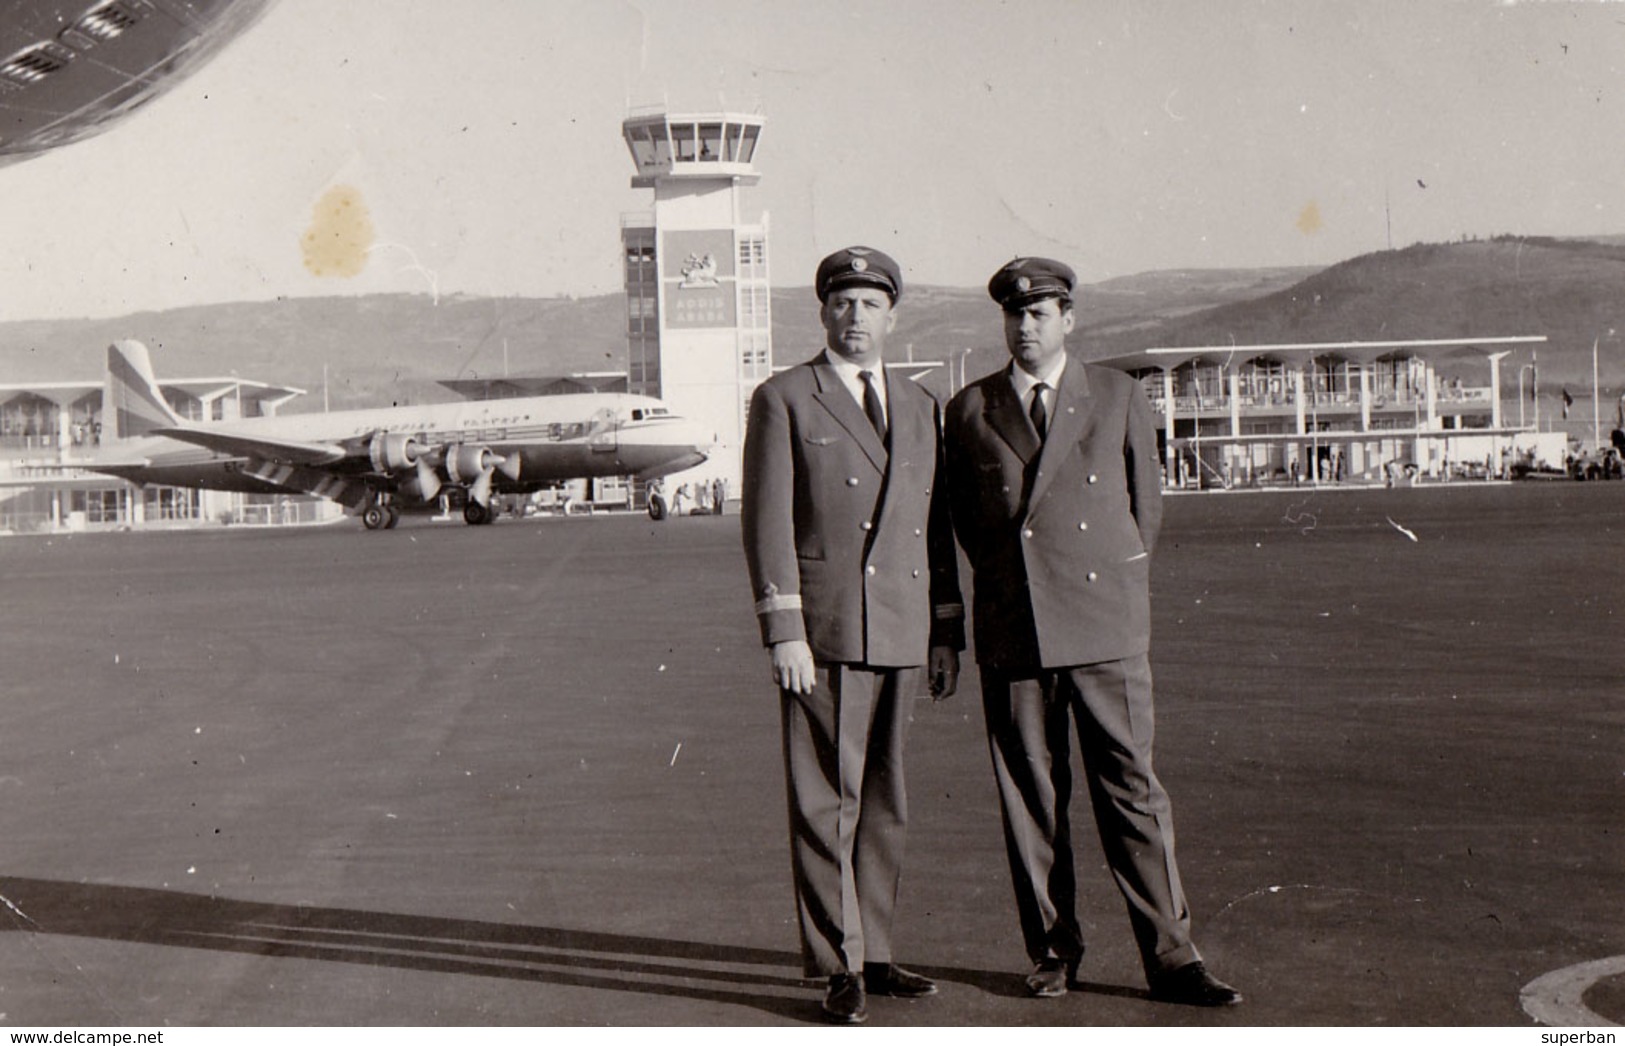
[1029,382,1049,439]
[861,370,887,440]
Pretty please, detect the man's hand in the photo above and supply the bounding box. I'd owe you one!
[769,639,816,695]
[928,645,959,701]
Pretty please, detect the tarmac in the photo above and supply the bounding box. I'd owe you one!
[0,482,1621,1028]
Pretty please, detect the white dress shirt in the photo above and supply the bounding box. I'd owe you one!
[823,350,888,430]
[1008,354,1067,428]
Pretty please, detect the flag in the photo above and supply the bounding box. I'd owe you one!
[1561,387,1573,419]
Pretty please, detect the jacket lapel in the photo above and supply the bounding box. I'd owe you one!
[984,368,1041,464]
[1028,356,1091,511]
[887,377,929,467]
[811,357,889,472]
[868,378,932,534]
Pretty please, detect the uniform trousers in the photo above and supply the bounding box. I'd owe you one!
[780,661,919,977]
[980,653,1201,976]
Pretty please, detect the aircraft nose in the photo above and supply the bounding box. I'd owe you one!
[681,418,714,461]
[629,412,712,478]
[650,414,711,456]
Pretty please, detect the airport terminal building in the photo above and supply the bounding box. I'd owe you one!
[1097,336,1560,488]
[0,371,316,533]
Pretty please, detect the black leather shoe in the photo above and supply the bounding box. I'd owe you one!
[1025,957,1072,998]
[1147,962,1242,1007]
[863,962,937,998]
[822,973,868,1024]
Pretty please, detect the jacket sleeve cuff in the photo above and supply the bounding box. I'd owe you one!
[930,602,966,651]
[757,603,807,648]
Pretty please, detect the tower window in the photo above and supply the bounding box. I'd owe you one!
[699,123,722,161]
[672,123,697,161]
[624,125,658,168]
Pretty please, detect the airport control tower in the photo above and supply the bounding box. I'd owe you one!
[620,108,771,499]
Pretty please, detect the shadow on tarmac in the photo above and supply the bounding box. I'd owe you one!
[1,877,1097,1022]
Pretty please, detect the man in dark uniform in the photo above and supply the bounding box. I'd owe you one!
[943,257,1240,1007]
[741,246,965,1024]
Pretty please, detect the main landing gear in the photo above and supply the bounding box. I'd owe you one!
[361,499,401,530]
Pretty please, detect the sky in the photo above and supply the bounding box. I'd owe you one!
[1,0,1622,321]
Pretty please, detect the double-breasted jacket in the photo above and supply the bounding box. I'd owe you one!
[742,356,964,667]
[944,357,1162,671]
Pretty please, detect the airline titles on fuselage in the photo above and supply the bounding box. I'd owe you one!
[340,416,604,444]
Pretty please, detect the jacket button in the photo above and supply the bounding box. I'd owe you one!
[846,477,860,487]
[860,521,872,531]
[1087,474,1098,484]
[911,569,920,578]
[866,565,876,575]
[1087,571,1098,582]
[1022,528,1034,539]
[1078,521,1088,530]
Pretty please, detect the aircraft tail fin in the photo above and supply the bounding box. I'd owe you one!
[105,340,184,440]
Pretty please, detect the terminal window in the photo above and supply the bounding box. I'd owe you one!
[71,489,123,524]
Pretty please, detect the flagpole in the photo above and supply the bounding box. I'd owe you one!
[1532,349,1540,432]
[1594,337,1602,450]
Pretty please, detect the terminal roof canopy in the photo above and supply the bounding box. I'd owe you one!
[1,375,304,413]
[1095,336,1548,373]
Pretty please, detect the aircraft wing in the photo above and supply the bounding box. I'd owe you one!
[150,426,348,467]
[35,457,152,477]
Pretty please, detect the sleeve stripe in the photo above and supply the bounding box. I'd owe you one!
[934,602,965,619]
[755,594,803,615]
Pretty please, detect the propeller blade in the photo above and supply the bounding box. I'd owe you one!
[495,452,521,482]
[414,458,442,501]
[469,469,495,506]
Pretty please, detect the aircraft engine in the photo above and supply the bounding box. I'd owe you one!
[368,431,420,472]
[371,431,445,502]
[445,443,508,506]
